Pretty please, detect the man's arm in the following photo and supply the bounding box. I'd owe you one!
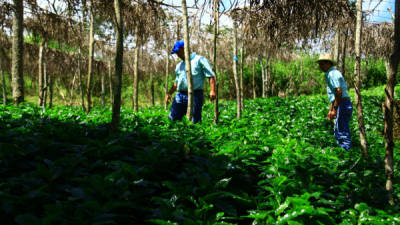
[199,57,216,101]
[165,83,177,105]
[333,87,342,110]
[209,77,216,101]
[328,87,342,120]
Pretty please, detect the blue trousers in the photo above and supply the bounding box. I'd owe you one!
[334,100,353,150]
[168,91,204,124]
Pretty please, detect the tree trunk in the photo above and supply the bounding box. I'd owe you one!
[43,60,48,107]
[56,77,66,104]
[11,0,24,105]
[69,70,78,106]
[354,0,369,157]
[86,0,95,113]
[133,38,139,112]
[333,26,341,66]
[70,70,77,106]
[38,40,44,106]
[176,17,181,40]
[341,29,348,77]
[78,49,86,111]
[1,60,7,105]
[48,72,53,108]
[1,71,6,105]
[150,71,154,107]
[261,59,265,98]
[252,61,256,99]
[164,38,170,110]
[240,43,244,111]
[108,58,113,106]
[384,0,400,206]
[265,60,270,97]
[384,60,399,206]
[111,0,123,131]
[101,70,105,107]
[181,0,194,120]
[213,0,219,124]
[232,20,241,119]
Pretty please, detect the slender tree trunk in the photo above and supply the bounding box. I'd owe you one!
[164,38,170,110]
[232,20,241,119]
[213,0,219,124]
[261,59,265,98]
[86,0,95,113]
[0,67,7,105]
[341,29,348,77]
[43,61,47,107]
[150,69,154,107]
[240,43,244,110]
[181,0,194,120]
[38,40,44,106]
[111,0,123,131]
[252,61,256,99]
[333,26,341,66]
[133,39,139,112]
[1,60,7,105]
[176,17,181,40]
[265,60,270,97]
[48,72,53,108]
[55,77,65,104]
[101,70,105,107]
[70,70,77,106]
[11,0,24,105]
[384,60,399,206]
[108,58,113,106]
[384,0,400,206]
[78,49,86,111]
[354,0,368,157]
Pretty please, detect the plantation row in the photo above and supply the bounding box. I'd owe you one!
[0,87,400,224]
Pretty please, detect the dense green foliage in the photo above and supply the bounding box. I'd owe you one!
[1,87,400,224]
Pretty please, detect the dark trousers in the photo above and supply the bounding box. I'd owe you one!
[168,91,204,124]
[334,100,353,150]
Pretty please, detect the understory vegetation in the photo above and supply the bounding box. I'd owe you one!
[1,86,399,224]
[1,54,394,108]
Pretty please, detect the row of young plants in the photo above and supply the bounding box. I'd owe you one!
[0,87,399,224]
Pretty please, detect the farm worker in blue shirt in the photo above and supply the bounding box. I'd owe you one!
[165,40,216,123]
[318,53,353,150]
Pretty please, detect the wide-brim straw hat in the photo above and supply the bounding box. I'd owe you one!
[317,53,336,65]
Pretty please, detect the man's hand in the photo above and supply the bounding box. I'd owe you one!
[165,93,172,105]
[327,109,337,121]
[209,90,216,101]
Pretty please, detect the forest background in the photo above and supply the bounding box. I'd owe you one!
[0,0,399,109]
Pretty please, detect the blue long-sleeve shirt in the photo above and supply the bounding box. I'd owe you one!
[174,53,215,92]
[325,67,350,103]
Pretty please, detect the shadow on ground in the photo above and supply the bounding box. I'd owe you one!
[0,115,258,225]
